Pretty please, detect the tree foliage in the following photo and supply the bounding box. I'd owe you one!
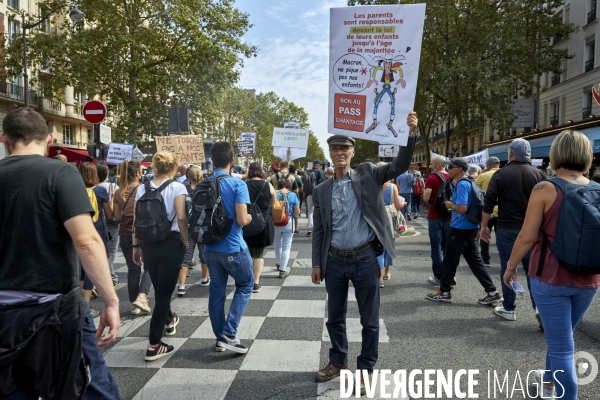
[4,0,256,143]
[348,0,575,153]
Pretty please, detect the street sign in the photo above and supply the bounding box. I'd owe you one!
[83,100,107,124]
[100,124,112,144]
[378,144,399,158]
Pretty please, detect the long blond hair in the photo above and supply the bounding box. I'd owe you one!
[119,160,140,201]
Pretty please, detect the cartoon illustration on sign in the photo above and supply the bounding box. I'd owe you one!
[365,54,406,137]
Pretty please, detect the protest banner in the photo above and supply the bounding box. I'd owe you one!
[328,4,426,146]
[106,143,134,165]
[431,149,489,165]
[154,135,205,164]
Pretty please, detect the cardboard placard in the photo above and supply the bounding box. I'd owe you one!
[154,135,205,164]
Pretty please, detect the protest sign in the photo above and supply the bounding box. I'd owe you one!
[238,141,254,157]
[328,4,426,146]
[272,127,310,148]
[106,143,134,165]
[154,135,205,164]
[431,149,489,165]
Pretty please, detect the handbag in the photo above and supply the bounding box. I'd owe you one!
[243,181,268,237]
[385,204,406,238]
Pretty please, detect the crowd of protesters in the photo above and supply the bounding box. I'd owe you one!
[0,107,598,399]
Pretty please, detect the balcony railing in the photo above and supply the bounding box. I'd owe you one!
[37,97,63,114]
[586,58,595,72]
[0,82,38,103]
[589,9,597,24]
[549,116,559,126]
[551,74,561,86]
[7,0,19,10]
[583,106,593,119]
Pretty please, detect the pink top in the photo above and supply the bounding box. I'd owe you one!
[529,188,600,288]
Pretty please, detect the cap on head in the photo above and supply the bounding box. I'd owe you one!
[444,158,469,171]
[509,139,531,162]
[313,159,322,165]
[487,156,500,166]
[327,135,355,147]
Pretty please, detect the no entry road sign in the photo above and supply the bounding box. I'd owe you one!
[83,100,107,124]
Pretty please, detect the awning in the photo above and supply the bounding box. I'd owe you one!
[487,142,511,161]
[528,134,558,158]
[48,146,94,164]
[579,126,600,152]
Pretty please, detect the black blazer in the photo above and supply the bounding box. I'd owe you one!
[311,137,416,279]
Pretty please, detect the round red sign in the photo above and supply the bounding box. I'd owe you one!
[82,100,107,124]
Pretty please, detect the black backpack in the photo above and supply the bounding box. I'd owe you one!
[190,175,234,244]
[133,180,174,242]
[462,177,486,224]
[433,173,455,218]
[302,170,317,195]
[243,181,268,237]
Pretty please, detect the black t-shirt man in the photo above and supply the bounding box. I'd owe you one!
[0,155,93,293]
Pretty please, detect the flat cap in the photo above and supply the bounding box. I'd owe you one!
[487,156,500,165]
[327,135,355,147]
[444,157,469,171]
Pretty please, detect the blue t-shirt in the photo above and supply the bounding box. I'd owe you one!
[276,190,299,214]
[451,179,479,229]
[396,173,414,194]
[204,169,251,253]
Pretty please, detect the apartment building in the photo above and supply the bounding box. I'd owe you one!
[0,0,93,162]
[413,0,600,170]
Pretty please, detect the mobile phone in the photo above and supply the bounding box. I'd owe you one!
[510,280,525,293]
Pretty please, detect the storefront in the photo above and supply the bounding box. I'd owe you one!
[47,145,94,164]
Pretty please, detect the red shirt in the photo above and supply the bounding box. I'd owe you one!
[425,172,452,220]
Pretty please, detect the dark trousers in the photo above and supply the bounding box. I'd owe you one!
[120,235,152,303]
[440,227,497,293]
[479,217,497,264]
[0,308,120,400]
[141,232,185,345]
[325,246,380,373]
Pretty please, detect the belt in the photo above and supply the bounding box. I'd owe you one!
[329,241,373,257]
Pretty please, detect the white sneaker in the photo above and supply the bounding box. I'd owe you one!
[493,306,516,321]
[533,370,555,399]
[427,276,440,285]
[200,277,210,287]
[131,306,141,315]
[132,296,151,313]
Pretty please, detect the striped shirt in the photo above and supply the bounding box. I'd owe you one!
[330,172,375,249]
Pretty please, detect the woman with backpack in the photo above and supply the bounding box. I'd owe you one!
[244,162,275,293]
[78,162,113,315]
[504,130,600,400]
[411,171,424,219]
[132,151,188,361]
[178,165,210,296]
[273,178,300,278]
[379,178,407,287]
[113,160,152,316]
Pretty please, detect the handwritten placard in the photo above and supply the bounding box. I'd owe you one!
[154,135,205,164]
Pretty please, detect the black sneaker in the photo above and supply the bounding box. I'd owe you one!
[426,289,453,303]
[451,278,457,286]
[218,334,248,354]
[307,231,312,236]
[407,215,412,221]
[165,313,179,336]
[145,341,175,361]
[252,283,261,293]
[294,230,300,234]
[478,292,502,305]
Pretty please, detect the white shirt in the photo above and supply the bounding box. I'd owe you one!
[135,180,187,232]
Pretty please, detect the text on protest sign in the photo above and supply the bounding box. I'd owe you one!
[106,143,134,165]
[238,140,254,157]
[328,5,426,146]
[154,135,205,164]
[271,127,310,148]
[431,149,489,166]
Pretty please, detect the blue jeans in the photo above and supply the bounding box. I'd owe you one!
[206,248,254,340]
[428,218,450,280]
[400,192,411,219]
[531,278,598,400]
[411,194,422,215]
[325,246,380,373]
[496,229,535,311]
[274,218,294,271]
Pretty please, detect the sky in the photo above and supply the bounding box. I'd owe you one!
[235,0,349,160]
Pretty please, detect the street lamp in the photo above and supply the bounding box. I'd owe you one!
[22,6,85,107]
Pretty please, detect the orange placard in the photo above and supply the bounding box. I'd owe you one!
[333,93,367,132]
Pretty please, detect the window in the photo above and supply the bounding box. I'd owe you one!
[551,73,561,86]
[63,125,74,145]
[589,0,597,24]
[7,0,19,10]
[585,35,595,72]
[87,128,92,144]
[39,7,49,33]
[584,92,594,119]
[478,135,483,150]
[8,19,19,46]
[550,101,560,126]
[470,137,475,153]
